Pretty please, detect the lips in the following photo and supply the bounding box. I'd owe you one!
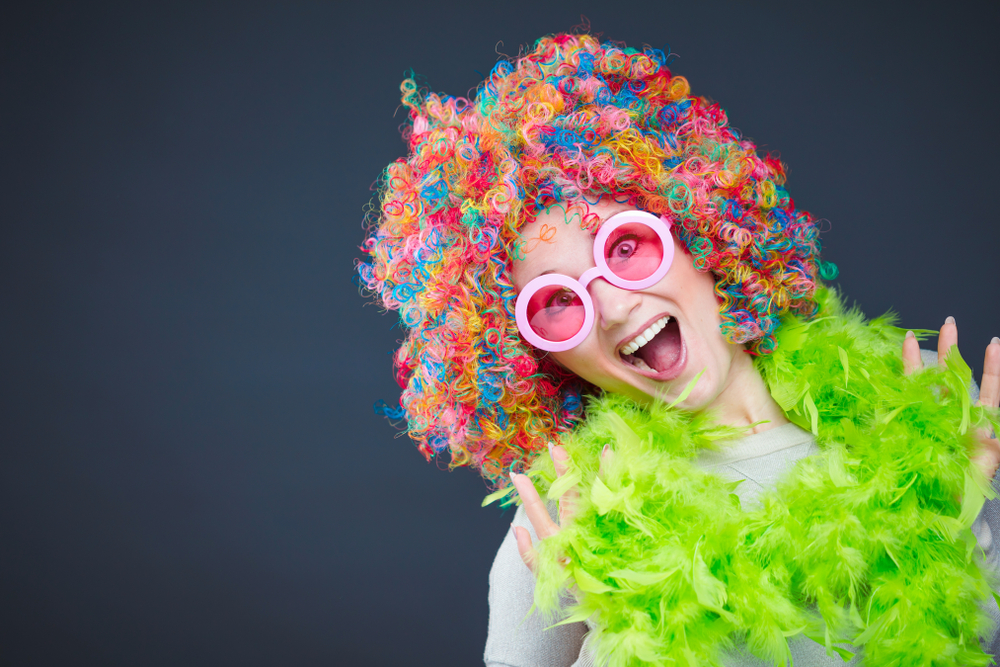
[619,315,687,381]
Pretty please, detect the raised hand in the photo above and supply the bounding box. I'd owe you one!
[510,444,613,574]
[902,317,1000,479]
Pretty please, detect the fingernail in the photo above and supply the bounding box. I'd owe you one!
[992,337,1000,346]
[946,316,956,325]
[509,471,518,483]
[905,330,915,339]
[602,444,611,456]
[510,524,517,540]
[547,441,554,459]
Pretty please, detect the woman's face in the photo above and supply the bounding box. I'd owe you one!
[511,200,750,412]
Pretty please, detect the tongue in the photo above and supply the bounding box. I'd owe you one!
[635,319,681,372]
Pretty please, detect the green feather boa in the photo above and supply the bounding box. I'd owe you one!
[520,289,1000,666]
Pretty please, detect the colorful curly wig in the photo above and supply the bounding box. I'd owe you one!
[358,33,833,486]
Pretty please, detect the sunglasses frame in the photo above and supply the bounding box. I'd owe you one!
[514,210,675,352]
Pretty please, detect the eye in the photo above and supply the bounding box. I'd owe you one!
[607,233,641,260]
[545,288,576,309]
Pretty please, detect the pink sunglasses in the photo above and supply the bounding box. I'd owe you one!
[514,210,675,352]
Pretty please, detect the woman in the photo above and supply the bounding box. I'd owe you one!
[359,33,1000,665]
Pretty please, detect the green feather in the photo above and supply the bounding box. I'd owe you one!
[518,287,996,666]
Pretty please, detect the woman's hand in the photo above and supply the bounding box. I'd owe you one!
[510,444,612,574]
[902,317,1000,479]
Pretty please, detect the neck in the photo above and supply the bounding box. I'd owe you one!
[708,349,788,434]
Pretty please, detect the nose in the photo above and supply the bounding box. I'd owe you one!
[588,279,641,331]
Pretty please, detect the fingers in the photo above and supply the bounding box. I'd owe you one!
[970,337,1000,482]
[980,338,1000,410]
[550,443,571,477]
[599,443,615,477]
[902,330,923,375]
[510,472,560,540]
[511,461,563,575]
[511,443,618,574]
[511,525,536,575]
[972,435,1000,482]
[549,444,579,526]
[938,316,958,364]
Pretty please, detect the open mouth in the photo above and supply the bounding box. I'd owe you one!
[619,315,686,380]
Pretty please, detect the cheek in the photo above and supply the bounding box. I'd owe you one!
[676,260,723,321]
[551,345,592,376]
[550,339,610,384]
[664,242,718,298]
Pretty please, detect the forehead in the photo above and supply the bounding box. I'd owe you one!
[511,200,634,288]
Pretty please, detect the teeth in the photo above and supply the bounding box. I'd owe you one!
[632,356,653,371]
[620,316,670,356]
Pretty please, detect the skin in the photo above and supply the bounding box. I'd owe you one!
[510,202,1000,573]
[511,200,788,430]
[902,319,1000,480]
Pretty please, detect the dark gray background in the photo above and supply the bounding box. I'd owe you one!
[2,1,998,665]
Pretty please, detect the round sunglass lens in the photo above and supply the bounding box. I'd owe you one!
[525,285,587,342]
[603,222,664,282]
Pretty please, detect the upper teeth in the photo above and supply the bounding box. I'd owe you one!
[620,316,670,356]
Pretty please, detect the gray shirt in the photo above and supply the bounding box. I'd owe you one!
[485,366,1000,665]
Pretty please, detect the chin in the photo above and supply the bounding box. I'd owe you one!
[655,364,723,411]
